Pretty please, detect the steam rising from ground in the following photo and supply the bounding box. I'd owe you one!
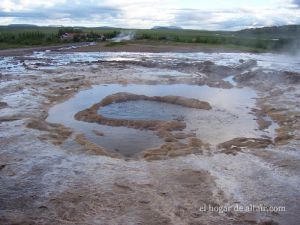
[112,31,135,42]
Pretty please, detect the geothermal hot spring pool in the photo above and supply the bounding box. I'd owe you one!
[47,83,277,157]
[99,100,189,121]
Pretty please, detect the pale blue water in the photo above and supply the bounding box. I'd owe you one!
[47,83,267,156]
[2,51,300,75]
[98,100,189,121]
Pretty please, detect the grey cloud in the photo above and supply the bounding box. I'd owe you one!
[0,11,45,18]
[0,1,299,29]
[294,0,300,6]
[0,1,122,21]
[55,5,121,19]
[172,9,239,30]
[215,18,267,30]
[172,8,296,30]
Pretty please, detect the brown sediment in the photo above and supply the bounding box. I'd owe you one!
[171,132,196,140]
[26,119,72,145]
[43,75,90,103]
[267,110,297,145]
[142,137,206,160]
[274,130,294,145]
[255,98,298,145]
[76,110,186,133]
[155,131,197,143]
[74,134,120,157]
[33,167,238,225]
[256,117,272,130]
[205,79,234,89]
[236,70,300,92]
[75,92,211,136]
[217,137,272,155]
[51,76,85,83]
[99,92,212,110]
[235,59,257,71]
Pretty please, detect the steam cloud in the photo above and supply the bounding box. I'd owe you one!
[112,31,135,42]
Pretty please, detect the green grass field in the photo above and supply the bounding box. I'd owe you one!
[0,25,299,52]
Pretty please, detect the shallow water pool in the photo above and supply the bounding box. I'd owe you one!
[47,83,276,156]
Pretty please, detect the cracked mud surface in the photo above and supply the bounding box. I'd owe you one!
[0,50,300,225]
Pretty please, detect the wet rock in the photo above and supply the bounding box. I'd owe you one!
[75,133,120,157]
[0,115,21,122]
[283,71,300,84]
[143,138,205,160]
[274,133,294,145]
[152,95,212,110]
[235,71,257,83]
[75,92,211,134]
[0,101,8,109]
[52,75,85,83]
[172,132,196,139]
[26,119,72,145]
[100,92,212,110]
[235,59,257,71]
[206,80,233,89]
[164,136,177,142]
[257,117,272,130]
[92,130,105,136]
[0,164,6,170]
[235,69,300,91]
[188,137,204,147]
[217,137,272,155]
[27,119,50,131]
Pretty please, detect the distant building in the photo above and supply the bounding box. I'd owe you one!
[60,32,106,41]
[60,33,88,41]
[60,33,76,40]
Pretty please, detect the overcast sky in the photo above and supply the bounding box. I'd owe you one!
[0,0,300,30]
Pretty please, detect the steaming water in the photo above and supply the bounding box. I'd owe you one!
[1,51,300,75]
[99,100,187,121]
[0,57,27,75]
[112,31,135,42]
[47,84,276,156]
[0,50,285,155]
[223,75,237,85]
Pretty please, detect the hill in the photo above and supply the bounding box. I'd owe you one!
[151,26,183,30]
[0,24,299,52]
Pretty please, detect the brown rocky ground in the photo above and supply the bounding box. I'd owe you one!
[0,51,299,225]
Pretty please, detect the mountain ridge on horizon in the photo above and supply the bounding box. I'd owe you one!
[1,23,300,33]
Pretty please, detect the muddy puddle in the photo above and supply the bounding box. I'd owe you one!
[47,83,278,156]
